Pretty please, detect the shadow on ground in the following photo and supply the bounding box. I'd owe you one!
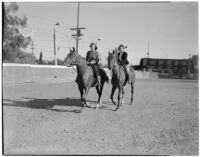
[3,97,83,113]
[3,97,116,113]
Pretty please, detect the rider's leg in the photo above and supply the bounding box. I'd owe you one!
[92,64,101,86]
[124,65,129,81]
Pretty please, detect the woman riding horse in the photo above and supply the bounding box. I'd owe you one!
[117,44,129,82]
[86,43,101,87]
[75,43,101,86]
[64,47,109,110]
[108,48,135,111]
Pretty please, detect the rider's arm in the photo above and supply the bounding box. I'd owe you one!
[123,52,129,64]
[95,51,100,64]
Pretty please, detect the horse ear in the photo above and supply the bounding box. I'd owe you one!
[73,47,75,52]
[69,48,71,52]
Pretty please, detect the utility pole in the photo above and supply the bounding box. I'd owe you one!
[147,43,150,68]
[53,22,60,65]
[96,38,101,64]
[70,2,86,53]
[53,27,56,65]
[147,43,150,59]
[30,41,35,55]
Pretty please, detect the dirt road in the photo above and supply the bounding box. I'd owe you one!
[3,79,198,155]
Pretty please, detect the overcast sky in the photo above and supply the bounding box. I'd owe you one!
[17,2,198,65]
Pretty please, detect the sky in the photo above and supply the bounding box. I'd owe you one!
[16,2,198,65]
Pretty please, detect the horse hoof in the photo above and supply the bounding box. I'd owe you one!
[115,106,119,111]
[96,103,99,109]
[122,100,124,106]
[112,101,117,106]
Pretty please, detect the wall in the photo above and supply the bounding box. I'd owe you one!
[3,63,76,85]
[3,63,158,86]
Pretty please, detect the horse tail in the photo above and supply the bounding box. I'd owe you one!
[100,68,109,84]
[105,73,109,84]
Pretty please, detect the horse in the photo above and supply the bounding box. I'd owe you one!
[107,50,135,111]
[64,47,109,110]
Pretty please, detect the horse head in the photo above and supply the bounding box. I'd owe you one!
[64,47,81,66]
[107,51,117,70]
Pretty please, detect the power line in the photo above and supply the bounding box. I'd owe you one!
[70,2,86,53]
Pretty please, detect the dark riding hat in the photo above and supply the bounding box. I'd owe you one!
[90,43,98,50]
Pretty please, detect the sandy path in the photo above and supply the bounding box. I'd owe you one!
[3,79,198,155]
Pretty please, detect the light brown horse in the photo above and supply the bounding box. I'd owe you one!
[64,47,109,110]
[107,51,135,111]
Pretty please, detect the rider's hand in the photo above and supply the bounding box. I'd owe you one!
[90,60,96,64]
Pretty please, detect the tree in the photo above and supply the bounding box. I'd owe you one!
[3,2,33,63]
[39,51,43,64]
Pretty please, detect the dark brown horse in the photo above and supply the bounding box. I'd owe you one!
[64,47,109,110]
[107,51,135,111]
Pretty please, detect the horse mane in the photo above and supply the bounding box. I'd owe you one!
[73,51,87,65]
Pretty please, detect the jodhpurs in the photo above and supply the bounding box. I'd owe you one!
[90,64,100,78]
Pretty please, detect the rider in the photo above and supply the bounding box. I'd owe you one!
[117,44,129,81]
[86,43,101,86]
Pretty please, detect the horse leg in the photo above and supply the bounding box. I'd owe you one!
[95,85,101,109]
[116,86,122,111]
[121,87,125,106]
[130,82,134,105]
[99,82,105,105]
[78,85,84,106]
[110,85,117,105]
[97,82,106,108]
[82,87,90,107]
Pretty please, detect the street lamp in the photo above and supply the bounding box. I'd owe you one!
[96,38,101,64]
[53,22,60,65]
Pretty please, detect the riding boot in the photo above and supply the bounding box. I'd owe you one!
[126,73,129,82]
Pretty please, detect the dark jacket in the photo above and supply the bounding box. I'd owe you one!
[118,51,129,65]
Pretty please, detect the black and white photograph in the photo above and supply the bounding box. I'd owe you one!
[2,1,199,155]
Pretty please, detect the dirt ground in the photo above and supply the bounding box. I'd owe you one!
[3,79,199,155]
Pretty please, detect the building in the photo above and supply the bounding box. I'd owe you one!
[139,55,198,78]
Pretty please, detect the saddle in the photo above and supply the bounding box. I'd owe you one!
[75,65,100,85]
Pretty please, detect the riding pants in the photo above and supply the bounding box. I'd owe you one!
[90,64,100,78]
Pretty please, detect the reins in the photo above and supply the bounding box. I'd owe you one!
[67,54,82,73]
[71,66,77,72]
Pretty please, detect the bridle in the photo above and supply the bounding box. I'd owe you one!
[108,53,117,70]
[65,53,82,73]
